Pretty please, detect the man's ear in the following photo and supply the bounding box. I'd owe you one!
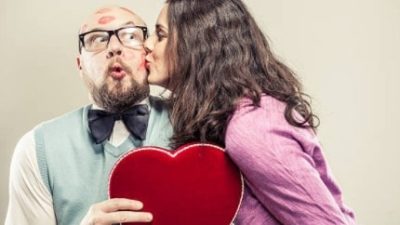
[76,56,82,70]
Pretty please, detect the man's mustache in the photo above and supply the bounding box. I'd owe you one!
[106,58,133,75]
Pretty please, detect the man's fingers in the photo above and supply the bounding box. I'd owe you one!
[80,198,151,225]
[102,211,153,224]
[99,198,144,212]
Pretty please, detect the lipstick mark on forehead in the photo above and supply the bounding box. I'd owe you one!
[95,8,112,14]
[98,16,115,25]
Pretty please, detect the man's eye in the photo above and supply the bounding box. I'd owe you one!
[129,34,137,40]
[90,35,108,44]
[124,33,138,40]
[120,33,141,41]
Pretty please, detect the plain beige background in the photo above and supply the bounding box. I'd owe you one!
[1,0,399,224]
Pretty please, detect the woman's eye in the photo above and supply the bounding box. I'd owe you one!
[156,30,167,41]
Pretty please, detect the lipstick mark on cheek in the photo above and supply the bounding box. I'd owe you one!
[138,54,146,70]
[138,54,150,70]
[98,16,115,25]
[127,52,146,71]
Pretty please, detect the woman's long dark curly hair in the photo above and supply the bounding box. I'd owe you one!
[166,0,319,148]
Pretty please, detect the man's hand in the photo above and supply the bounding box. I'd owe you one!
[80,198,152,225]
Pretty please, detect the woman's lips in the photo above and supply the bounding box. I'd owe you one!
[145,60,151,70]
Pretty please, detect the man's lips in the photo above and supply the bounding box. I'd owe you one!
[109,63,126,80]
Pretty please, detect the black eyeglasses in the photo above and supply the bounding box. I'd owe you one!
[79,26,148,53]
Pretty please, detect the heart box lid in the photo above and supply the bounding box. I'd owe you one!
[108,143,244,225]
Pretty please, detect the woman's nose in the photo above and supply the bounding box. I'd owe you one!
[144,34,154,54]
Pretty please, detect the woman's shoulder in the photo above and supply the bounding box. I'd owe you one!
[232,95,288,125]
[226,94,318,153]
[226,95,289,143]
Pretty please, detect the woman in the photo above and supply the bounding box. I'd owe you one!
[145,0,356,224]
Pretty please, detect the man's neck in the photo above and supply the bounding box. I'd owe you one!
[91,97,150,111]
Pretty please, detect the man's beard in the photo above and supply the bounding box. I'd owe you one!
[85,60,149,113]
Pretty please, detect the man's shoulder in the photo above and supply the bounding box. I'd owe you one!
[34,105,90,132]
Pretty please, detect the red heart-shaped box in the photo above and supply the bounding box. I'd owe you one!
[108,143,243,225]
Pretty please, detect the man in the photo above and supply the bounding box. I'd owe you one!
[5,5,171,225]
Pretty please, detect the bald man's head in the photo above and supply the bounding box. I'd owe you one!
[77,5,149,112]
[79,6,146,34]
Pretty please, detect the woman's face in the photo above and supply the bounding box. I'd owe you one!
[144,4,170,88]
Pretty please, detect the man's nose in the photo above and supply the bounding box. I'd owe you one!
[106,35,122,58]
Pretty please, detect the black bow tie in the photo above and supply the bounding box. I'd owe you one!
[88,104,150,144]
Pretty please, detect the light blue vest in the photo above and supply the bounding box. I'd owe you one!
[34,97,172,225]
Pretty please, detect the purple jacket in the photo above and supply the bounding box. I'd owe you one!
[226,95,356,225]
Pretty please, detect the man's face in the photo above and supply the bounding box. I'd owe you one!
[78,6,149,112]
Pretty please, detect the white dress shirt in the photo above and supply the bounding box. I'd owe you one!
[5,103,141,225]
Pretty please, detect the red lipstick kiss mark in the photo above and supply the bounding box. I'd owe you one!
[139,54,146,70]
[95,8,112,14]
[98,16,115,25]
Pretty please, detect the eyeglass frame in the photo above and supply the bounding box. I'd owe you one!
[78,26,148,53]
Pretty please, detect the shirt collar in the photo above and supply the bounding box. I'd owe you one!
[91,97,150,110]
